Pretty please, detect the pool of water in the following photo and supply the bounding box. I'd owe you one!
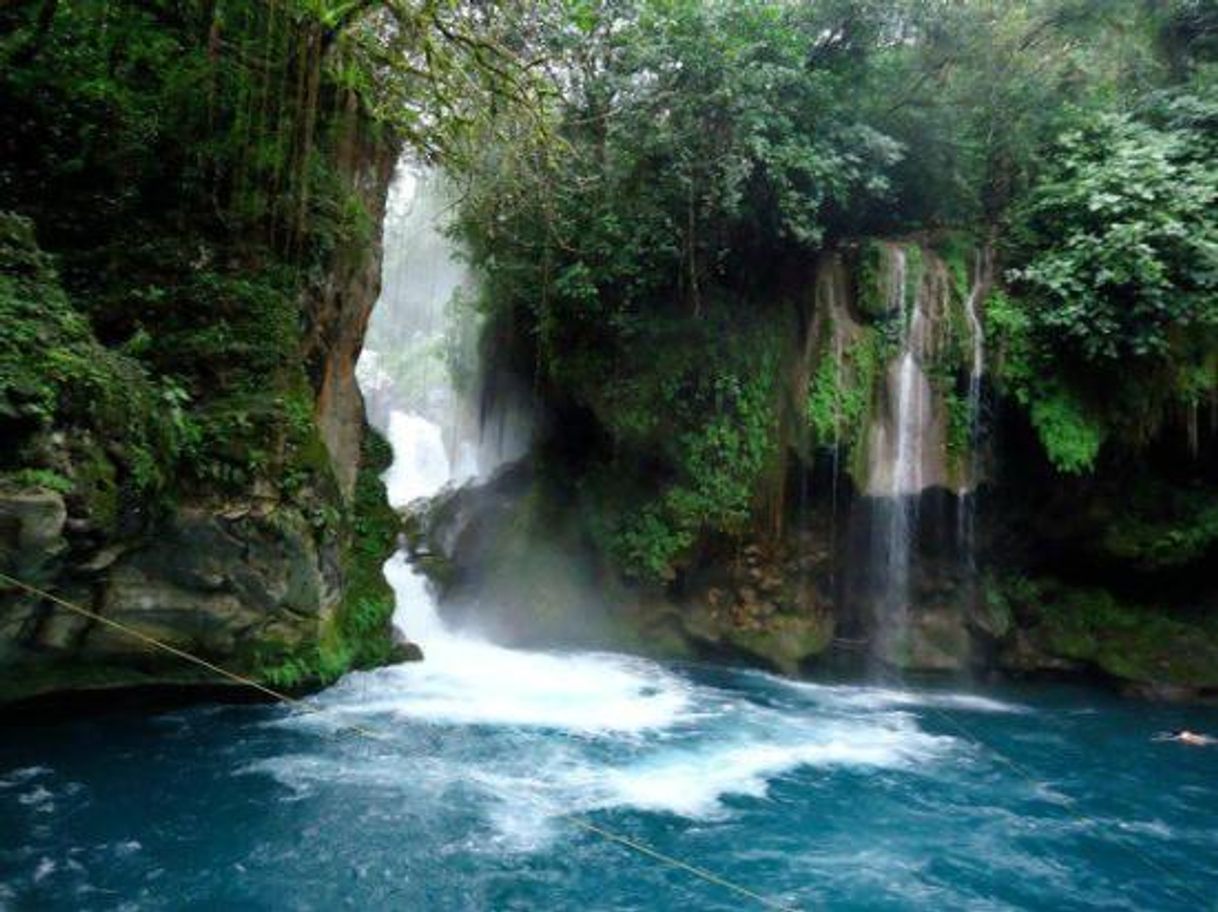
[2,610,1216,912]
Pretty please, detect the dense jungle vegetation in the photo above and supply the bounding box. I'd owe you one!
[445,0,1218,582]
[0,0,544,690]
[2,1,1218,686]
[1,0,535,503]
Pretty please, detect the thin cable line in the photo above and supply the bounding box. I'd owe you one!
[566,818,802,912]
[0,570,800,911]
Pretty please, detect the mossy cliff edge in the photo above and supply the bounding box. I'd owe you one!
[0,3,405,706]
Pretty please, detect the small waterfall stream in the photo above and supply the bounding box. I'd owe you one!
[866,247,930,665]
[357,165,530,488]
[856,242,987,667]
[956,248,990,573]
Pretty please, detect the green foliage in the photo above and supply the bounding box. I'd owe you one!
[855,241,889,319]
[1011,109,1218,364]
[0,468,73,495]
[336,429,399,665]
[0,213,173,495]
[983,573,1218,687]
[944,388,972,457]
[987,288,1105,473]
[581,315,785,582]
[806,328,883,455]
[998,94,1218,452]
[1102,483,1218,570]
[1027,386,1106,474]
[253,431,399,689]
[1039,586,1218,687]
[0,0,452,505]
[902,243,924,312]
[936,234,973,301]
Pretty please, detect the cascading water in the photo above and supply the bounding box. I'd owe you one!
[5,201,1214,912]
[955,248,991,573]
[357,164,530,495]
[865,247,932,665]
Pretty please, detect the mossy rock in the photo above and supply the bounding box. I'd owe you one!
[1036,588,1218,689]
[682,602,834,675]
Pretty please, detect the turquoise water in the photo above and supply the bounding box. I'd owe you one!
[2,651,1216,911]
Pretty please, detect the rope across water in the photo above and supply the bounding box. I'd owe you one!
[1,569,1211,909]
[0,570,802,911]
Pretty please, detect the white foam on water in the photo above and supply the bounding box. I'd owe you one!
[314,625,693,737]
[318,648,692,736]
[256,623,958,843]
[33,858,55,883]
[17,785,55,811]
[839,689,1028,715]
[0,766,51,789]
[760,674,1028,715]
[589,710,955,819]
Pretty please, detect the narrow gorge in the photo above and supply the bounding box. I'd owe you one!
[2,2,1217,910]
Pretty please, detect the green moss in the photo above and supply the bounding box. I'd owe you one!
[944,388,972,456]
[856,240,888,319]
[723,613,834,675]
[246,429,399,690]
[334,429,400,667]
[1039,588,1218,688]
[0,468,73,495]
[987,288,1109,473]
[902,242,924,309]
[806,324,884,467]
[991,574,1218,688]
[579,311,787,582]
[0,213,172,500]
[935,232,973,300]
[71,438,120,532]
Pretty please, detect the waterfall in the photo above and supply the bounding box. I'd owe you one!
[871,248,920,664]
[358,161,532,641]
[852,243,995,666]
[956,248,990,572]
[357,164,530,488]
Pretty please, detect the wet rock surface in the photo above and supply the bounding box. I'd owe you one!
[0,500,345,703]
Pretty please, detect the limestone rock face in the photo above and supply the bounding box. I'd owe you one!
[0,130,397,709]
[0,491,67,580]
[91,508,337,657]
[0,502,343,702]
[899,606,971,672]
[307,123,397,500]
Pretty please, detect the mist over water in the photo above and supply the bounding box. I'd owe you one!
[357,164,531,486]
[2,168,1216,912]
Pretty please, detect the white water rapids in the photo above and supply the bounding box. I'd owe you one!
[244,166,1031,849]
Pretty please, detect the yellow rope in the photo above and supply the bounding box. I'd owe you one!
[566,818,802,912]
[0,570,799,910]
[6,568,1206,909]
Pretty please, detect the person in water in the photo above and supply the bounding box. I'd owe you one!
[1162,729,1216,746]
